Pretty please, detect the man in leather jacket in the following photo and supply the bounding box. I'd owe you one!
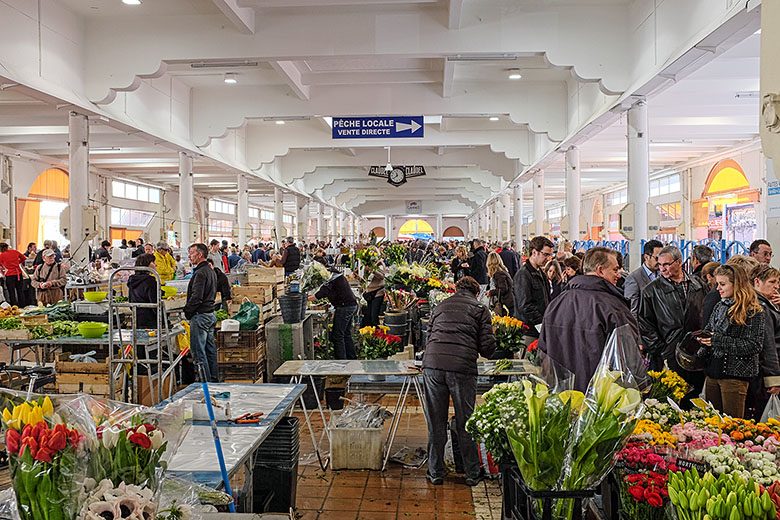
[637,245,707,404]
[512,236,554,339]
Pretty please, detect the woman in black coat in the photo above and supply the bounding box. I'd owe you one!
[450,245,471,282]
[749,265,780,420]
[486,252,514,317]
[127,253,162,329]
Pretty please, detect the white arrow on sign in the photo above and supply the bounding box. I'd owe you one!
[395,120,422,134]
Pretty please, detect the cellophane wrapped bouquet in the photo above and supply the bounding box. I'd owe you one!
[500,325,646,520]
[0,391,186,520]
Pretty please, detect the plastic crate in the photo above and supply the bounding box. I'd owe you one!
[217,344,265,364]
[503,467,594,520]
[216,327,265,349]
[328,411,384,470]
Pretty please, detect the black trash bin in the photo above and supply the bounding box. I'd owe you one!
[254,417,300,513]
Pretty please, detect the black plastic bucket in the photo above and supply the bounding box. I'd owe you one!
[384,310,408,346]
[279,293,304,324]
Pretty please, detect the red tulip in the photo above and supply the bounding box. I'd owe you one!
[46,430,67,451]
[21,424,31,440]
[20,437,38,457]
[6,429,20,454]
[141,423,155,433]
[96,426,104,439]
[128,432,151,449]
[31,422,46,442]
[34,447,53,463]
[68,428,80,448]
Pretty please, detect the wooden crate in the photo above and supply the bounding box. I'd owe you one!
[232,285,274,304]
[56,353,111,386]
[247,266,284,285]
[20,315,48,327]
[218,360,265,383]
[0,329,32,340]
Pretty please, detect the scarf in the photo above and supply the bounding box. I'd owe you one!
[710,297,734,334]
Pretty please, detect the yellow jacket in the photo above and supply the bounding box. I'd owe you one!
[154,251,177,282]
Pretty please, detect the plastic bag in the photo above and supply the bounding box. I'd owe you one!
[0,390,95,520]
[233,300,259,330]
[177,320,190,353]
[761,394,780,424]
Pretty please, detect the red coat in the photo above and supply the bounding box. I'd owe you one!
[0,250,27,276]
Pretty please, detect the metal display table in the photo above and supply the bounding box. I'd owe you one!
[274,359,425,471]
[6,325,185,365]
[163,383,305,511]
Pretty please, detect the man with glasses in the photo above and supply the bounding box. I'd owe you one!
[750,240,773,265]
[638,245,707,404]
[513,235,554,342]
[624,239,663,318]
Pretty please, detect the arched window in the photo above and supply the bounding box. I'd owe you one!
[370,227,386,237]
[17,168,70,249]
[398,219,433,240]
[443,226,464,238]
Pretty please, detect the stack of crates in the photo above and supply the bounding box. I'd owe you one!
[231,266,285,321]
[216,327,266,383]
[254,417,300,513]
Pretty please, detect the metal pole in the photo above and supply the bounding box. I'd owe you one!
[627,99,649,270]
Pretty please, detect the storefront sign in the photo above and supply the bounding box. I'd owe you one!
[768,180,780,218]
[406,200,421,214]
[332,116,424,139]
[708,217,723,229]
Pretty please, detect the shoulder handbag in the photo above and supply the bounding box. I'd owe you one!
[675,331,707,372]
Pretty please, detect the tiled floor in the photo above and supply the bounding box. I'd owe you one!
[292,403,503,520]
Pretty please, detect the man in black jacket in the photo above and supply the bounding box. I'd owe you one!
[498,241,520,280]
[185,243,219,382]
[280,237,301,276]
[637,245,707,403]
[539,247,638,392]
[423,276,496,486]
[469,239,489,285]
[308,270,357,359]
[512,236,554,338]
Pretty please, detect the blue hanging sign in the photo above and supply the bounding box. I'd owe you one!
[331,116,424,139]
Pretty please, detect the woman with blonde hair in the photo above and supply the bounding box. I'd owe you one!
[698,264,766,418]
[450,245,470,282]
[486,252,513,316]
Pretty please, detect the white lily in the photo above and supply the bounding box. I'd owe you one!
[615,387,642,415]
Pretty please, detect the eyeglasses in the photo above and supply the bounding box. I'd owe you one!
[657,259,680,269]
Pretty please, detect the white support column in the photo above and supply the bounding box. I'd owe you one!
[274,187,284,248]
[237,175,248,246]
[513,184,524,246]
[316,203,325,242]
[179,153,194,247]
[385,215,392,241]
[296,196,309,241]
[500,192,511,243]
[68,112,89,266]
[330,208,338,242]
[337,211,345,239]
[533,170,545,237]
[436,214,443,241]
[565,147,581,243]
[483,207,490,239]
[627,99,649,270]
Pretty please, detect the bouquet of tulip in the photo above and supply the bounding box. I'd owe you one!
[646,368,688,403]
[491,316,530,354]
[355,247,380,272]
[358,325,403,359]
[2,396,88,520]
[382,244,407,266]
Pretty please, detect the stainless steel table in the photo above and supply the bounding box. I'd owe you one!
[274,360,425,471]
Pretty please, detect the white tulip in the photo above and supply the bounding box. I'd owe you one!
[149,430,164,450]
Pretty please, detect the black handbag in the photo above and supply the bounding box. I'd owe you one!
[675,331,707,372]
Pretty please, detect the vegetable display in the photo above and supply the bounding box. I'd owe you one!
[214,309,229,321]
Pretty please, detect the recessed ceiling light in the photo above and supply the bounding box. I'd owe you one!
[224,73,238,84]
[489,116,500,121]
[275,120,286,125]
[122,0,142,5]
[508,73,522,80]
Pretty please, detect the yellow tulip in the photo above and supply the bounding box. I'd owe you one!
[42,396,53,416]
[17,403,31,425]
[3,408,12,423]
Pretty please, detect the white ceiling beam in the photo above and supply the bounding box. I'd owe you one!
[448,0,463,30]
[301,70,439,87]
[270,61,310,100]
[442,60,454,98]
[239,0,437,6]
[210,0,256,34]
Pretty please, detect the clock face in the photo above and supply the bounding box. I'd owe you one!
[389,168,406,185]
